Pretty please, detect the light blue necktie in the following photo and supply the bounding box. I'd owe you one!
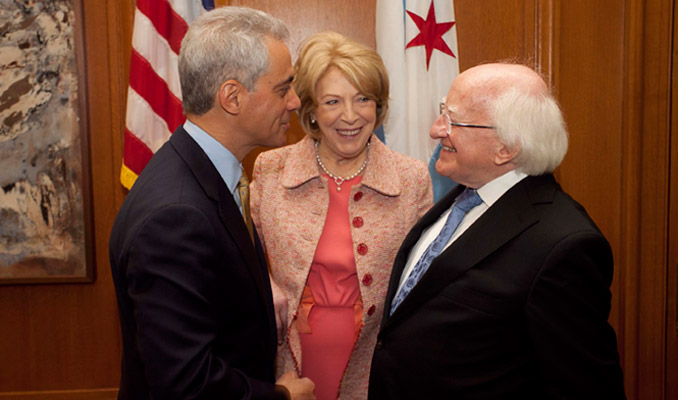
[390,188,482,315]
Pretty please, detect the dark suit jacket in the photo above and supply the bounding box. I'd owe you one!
[369,174,625,399]
[109,127,284,400]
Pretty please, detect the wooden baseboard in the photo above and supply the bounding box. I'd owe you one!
[0,388,118,399]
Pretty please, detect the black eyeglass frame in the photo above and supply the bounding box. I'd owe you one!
[439,101,496,132]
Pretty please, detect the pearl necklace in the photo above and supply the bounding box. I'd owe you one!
[314,140,370,191]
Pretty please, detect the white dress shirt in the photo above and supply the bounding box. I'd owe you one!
[394,170,528,296]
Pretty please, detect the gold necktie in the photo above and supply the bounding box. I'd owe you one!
[237,172,254,243]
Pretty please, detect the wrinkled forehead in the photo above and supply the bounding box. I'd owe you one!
[447,64,547,117]
[445,75,495,118]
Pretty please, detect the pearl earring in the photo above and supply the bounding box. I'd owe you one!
[310,117,316,124]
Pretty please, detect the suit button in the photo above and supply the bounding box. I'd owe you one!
[352,216,364,228]
[362,273,373,286]
[354,191,363,201]
[357,243,368,255]
[376,339,383,349]
[367,305,376,315]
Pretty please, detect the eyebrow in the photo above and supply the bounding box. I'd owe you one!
[319,91,362,99]
[273,75,294,90]
[446,105,461,117]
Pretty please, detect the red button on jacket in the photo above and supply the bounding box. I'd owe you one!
[367,305,376,316]
[353,191,363,201]
[357,243,368,255]
[362,273,373,286]
[353,216,364,228]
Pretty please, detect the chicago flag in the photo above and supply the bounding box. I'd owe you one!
[376,0,459,199]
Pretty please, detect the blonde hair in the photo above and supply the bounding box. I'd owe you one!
[294,31,389,139]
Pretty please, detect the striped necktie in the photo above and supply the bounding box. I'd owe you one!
[237,172,254,243]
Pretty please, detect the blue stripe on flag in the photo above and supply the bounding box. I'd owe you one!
[202,0,214,11]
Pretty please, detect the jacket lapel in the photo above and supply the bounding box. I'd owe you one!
[381,185,465,327]
[382,176,556,329]
[169,127,270,307]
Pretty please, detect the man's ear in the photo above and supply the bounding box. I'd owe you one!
[495,144,519,166]
[219,80,244,115]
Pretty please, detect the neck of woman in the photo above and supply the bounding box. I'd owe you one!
[315,140,370,179]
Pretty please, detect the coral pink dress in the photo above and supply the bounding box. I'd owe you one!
[297,175,364,400]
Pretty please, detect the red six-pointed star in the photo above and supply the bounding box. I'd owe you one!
[405,1,456,70]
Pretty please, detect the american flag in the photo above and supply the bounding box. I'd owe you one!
[121,0,214,189]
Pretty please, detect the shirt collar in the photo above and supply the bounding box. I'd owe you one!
[476,169,528,207]
[183,120,242,195]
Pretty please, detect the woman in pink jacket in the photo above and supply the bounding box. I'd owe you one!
[250,32,433,400]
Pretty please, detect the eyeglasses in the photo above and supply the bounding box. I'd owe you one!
[439,101,496,134]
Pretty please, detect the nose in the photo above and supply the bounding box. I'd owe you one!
[287,86,301,111]
[341,103,359,124]
[430,114,449,139]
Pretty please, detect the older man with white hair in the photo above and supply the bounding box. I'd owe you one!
[369,63,625,399]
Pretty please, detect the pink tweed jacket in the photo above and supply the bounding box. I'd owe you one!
[250,134,432,399]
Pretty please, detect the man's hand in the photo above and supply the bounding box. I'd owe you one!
[270,275,288,344]
[276,371,315,400]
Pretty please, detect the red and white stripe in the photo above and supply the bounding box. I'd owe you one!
[121,0,206,189]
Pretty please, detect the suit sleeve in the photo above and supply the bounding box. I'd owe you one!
[126,203,284,400]
[525,231,625,399]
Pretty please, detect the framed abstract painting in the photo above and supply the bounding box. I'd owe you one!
[0,0,93,284]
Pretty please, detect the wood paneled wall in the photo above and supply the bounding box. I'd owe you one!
[618,1,673,397]
[668,1,678,395]
[0,1,675,398]
[0,0,131,397]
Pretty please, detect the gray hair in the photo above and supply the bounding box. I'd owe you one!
[179,6,289,115]
[492,86,568,175]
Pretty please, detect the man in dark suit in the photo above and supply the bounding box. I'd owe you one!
[368,63,625,399]
[109,7,315,400]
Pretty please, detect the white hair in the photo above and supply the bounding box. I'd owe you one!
[178,6,289,115]
[492,86,568,175]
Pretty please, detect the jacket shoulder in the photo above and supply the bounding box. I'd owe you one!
[254,144,293,169]
[388,148,431,186]
[371,139,427,174]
